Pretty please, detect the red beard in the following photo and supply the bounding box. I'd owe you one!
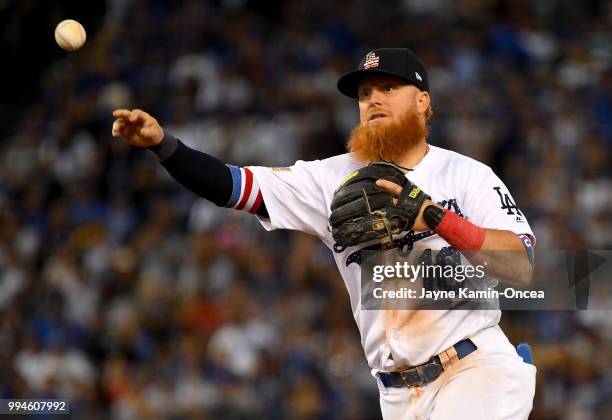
[347,111,428,163]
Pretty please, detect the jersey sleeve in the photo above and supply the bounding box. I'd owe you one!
[462,165,535,242]
[247,160,329,239]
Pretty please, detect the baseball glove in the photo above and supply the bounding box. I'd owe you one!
[329,162,430,249]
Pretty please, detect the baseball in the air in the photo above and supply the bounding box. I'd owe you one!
[54,19,86,52]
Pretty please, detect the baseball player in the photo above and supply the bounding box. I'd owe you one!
[112,48,536,419]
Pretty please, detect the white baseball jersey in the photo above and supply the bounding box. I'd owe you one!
[248,144,534,370]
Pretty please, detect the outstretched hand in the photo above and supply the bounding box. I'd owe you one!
[112,109,164,148]
[376,179,434,232]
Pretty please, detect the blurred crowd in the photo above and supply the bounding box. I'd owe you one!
[0,0,611,418]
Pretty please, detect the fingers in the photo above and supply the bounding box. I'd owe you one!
[129,108,149,124]
[111,108,162,146]
[112,119,125,137]
[112,109,131,118]
[376,179,403,196]
[112,109,151,124]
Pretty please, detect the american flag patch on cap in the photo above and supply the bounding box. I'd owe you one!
[363,52,379,69]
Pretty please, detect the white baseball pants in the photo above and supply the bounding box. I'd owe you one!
[374,326,536,420]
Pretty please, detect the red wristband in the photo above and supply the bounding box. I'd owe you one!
[435,210,485,250]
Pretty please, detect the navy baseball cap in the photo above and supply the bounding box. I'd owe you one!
[337,48,429,98]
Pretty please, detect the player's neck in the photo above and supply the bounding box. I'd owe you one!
[395,140,429,170]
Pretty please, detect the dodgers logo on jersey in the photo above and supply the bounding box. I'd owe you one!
[493,186,524,221]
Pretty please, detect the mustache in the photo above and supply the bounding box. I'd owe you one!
[366,108,390,121]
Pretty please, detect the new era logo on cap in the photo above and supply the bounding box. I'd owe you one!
[415,72,422,81]
[363,52,380,69]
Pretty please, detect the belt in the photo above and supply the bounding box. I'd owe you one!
[377,338,477,388]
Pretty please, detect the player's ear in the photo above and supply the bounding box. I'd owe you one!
[416,90,430,115]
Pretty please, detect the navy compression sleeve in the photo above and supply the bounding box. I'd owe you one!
[149,133,269,217]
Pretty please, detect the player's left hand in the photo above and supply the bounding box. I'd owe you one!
[376,179,434,232]
[330,162,432,248]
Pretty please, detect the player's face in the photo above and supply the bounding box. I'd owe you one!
[357,75,429,127]
[348,75,430,163]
